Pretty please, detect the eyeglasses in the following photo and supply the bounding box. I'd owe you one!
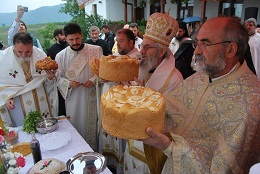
[192,41,231,51]
[139,44,156,51]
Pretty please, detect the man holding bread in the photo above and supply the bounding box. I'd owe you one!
[98,28,141,172]
[0,32,57,127]
[123,13,184,174]
[141,17,260,173]
[55,23,103,150]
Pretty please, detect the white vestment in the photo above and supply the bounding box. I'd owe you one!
[99,48,141,171]
[135,37,143,51]
[248,33,260,79]
[169,37,191,55]
[0,46,57,127]
[55,44,103,150]
[123,53,183,174]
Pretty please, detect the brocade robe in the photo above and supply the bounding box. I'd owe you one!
[162,62,260,173]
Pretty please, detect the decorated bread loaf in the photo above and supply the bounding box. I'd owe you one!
[101,85,166,139]
[28,158,66,174]
[90,55,139,82]
[35,57,58,70]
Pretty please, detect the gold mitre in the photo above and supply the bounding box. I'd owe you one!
[144,12,178,46]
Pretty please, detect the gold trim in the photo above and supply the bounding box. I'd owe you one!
[160,67,177,93]
[66,47,89,81]
[43,84,53,117]
[128,140,147,164]
[32,89,40,112]
[19,95,26,118]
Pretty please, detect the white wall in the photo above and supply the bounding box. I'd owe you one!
[85,0,133,22]
[165,1,178,19]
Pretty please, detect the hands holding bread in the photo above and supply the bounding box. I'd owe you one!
[141,127,172,151]
[45,69,56,80]
[35,57,58,80]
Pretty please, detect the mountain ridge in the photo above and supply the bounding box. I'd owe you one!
[0,4,72,26]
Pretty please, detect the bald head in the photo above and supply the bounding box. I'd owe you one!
[194,17,249,78]
[197,17,248,60]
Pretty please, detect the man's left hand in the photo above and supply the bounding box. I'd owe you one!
[83,80,94,88]
[45,69,56,80]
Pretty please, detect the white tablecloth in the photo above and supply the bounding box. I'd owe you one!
[15,119,112,174]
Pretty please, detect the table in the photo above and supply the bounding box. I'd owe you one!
[15,118,112,174]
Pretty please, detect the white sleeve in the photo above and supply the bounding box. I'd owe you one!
[36,39,43,51]
[8,20,19,46]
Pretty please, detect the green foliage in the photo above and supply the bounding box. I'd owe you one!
[23,111,42,133]
[60,0,87,39]
[39,23,57,52]
[28,23,66,51]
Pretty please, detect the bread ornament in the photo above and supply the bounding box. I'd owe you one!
[28,158,66,174]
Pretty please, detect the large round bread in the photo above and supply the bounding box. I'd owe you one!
[28,158,66,174]
[35,58,58,70]
[101,85,166,139]
[99,55,139,82]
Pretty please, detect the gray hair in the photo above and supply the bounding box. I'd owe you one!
[244,18,257,26]
[224,17,249,62]
[88,26,100,33]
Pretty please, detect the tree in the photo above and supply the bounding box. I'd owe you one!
[39,23,57,52]
[60,0,87,39]
[59,0,109,40]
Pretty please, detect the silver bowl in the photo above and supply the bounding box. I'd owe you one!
[35,118,58,134]
[66,152,106,174]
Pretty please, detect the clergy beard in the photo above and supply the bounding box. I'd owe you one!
[195,52,226,77]
[139,51,159,82]
[17,57,32,64]
[59,40,67,45]
[118,47,131,55]
[176,35,184,41]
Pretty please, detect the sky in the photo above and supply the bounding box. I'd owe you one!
[0,0,65,13]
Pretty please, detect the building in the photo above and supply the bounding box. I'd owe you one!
[84,0,259,24]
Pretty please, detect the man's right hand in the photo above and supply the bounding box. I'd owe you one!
[6,98,15,110]
[69,81,82,89]
[141,127,172,151]
[16,5,24,22]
